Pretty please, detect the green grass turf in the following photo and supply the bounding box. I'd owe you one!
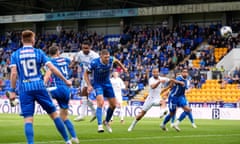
[0,114,239,144]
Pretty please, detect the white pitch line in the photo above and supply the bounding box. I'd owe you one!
[2,133,240,144]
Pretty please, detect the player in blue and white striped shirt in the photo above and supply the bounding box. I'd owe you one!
[84,49,127,133]
[9,30,72,144]
[44,46,79,143]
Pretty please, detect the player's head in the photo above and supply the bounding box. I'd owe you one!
[112,71,119,78]
[49,46,60,57]
[100,49,110,64]
[152,67,159,78]
[21,30,35,45]
[82,40,91,55]
[181,68,188,79]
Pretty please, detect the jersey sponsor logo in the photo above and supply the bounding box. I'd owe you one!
[19,54,36,59]
[57,62,67,66]
[20,49,34,53]
[56,58,65,62]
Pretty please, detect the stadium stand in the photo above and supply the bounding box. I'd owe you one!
[0,1,240,105]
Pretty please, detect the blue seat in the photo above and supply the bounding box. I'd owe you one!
[138,83,144,90]
[163,68,169,75]
[122,96,129,101]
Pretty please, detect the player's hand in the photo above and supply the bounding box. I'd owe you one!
[8,92,16,100]
[87,85,93,93]
[6,91,18,107]
[160,79,166,83]
[65,80,72,87]
[123,68,128,73]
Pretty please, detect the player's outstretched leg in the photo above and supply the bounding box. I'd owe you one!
[160,114,171,131]
[159,107,168,119]
[96,107,104,133]
[53,117,71,142]
[120,106,125,124]
[128,110,145,132]
[64,119,79,144]
[170,114,176,128]
[87,99,96,122]
[173,111,187,132]
[24,122,34,144]
[186,111,197,128]
[104,107,115,133]
[74,97,87,121]
[128,119,138,132]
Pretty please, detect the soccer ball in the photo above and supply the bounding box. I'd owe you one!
[220,26,232,38]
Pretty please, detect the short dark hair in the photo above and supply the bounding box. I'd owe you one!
[82,40,90,45]
[100,49,110,55]
[181,68,188,72]
[49,46,59,56]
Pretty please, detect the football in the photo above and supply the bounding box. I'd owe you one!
[220,26,232,38]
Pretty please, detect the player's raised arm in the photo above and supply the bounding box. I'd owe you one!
[69,55,78,68]
[171,78,185,86]
[160,80,174,95]
[113,58,128,73]
[150,68,166,89]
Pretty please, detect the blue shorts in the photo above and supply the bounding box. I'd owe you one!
[168,95,188,113]
[49,86,70,109]
[93,82,115,98]
[19,90,56,118]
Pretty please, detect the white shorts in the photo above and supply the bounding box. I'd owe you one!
[142,96,161,112]
[80,79,88,89]
[115,93,123,104]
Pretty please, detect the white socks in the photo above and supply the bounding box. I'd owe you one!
[80,97,88,118]
[120,106,124,121]
[87,100,96,115]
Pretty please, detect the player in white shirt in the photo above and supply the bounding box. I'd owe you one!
[110,72,126,123]
[71,40,99,122]
[128,68,169,131]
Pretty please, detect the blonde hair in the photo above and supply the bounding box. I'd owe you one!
[21,30,35,43]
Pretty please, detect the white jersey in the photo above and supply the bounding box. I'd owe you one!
[142,76,169,111]
[148,76,170,100]
[74,50,99,71]
[74,50,99,87]
[110,77,125,103]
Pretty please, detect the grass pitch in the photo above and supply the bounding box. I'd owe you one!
[0,114,239,144]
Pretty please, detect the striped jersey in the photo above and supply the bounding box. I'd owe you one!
[87,56,115,83]
[50,57,71,86]
[10,46,50,92]
[169,75,188,97]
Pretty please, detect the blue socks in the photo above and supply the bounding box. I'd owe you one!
[178,111,187,121]
[106,107,114,122]
[64,119,77,138]
[187,111,194,123]
[171,114,176,124]
[178,111,194,123]
[25,123,34,144]
[96,107,103,125]
[54,117,69,142]
[163,114,171,125]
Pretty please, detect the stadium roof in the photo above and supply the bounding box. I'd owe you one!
[0,0,239,16]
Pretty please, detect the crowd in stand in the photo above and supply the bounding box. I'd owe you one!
[0,22,240,99]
